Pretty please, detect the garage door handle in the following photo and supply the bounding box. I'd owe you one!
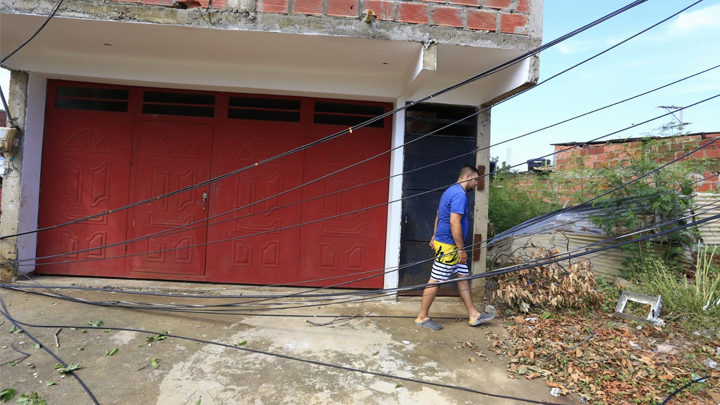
[202,192,208,210]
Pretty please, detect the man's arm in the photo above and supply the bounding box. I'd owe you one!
[450,213,467,263]
[429,211,439,249]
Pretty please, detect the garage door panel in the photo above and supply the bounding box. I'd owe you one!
[128,121,212,276]
[207,118,305,284]
[37,111,132,276]
[300,108,390,288]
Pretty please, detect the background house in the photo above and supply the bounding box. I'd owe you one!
[488,131,720,280]
[0,0,543,292]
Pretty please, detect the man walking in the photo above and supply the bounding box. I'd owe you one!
[415,165,494,330]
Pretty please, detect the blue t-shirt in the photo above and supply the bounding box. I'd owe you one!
[434,184,468,245]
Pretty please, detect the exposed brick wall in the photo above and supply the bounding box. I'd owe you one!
[500,133,720,208]
[0,110,6,127]
[554,133,720,193]
[119,0,531,33]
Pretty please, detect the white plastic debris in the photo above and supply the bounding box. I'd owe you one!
[401,340,410,345]
[702,358,718,369]
[549,387,561,397]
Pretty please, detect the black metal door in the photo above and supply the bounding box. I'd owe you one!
[399,103,477,295]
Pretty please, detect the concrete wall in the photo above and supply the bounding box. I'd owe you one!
[471,108,490,302]
[0,71,28,281]
[1,0,542,49]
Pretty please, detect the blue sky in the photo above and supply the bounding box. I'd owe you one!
[491,0,720,169]
[2,1,719,171]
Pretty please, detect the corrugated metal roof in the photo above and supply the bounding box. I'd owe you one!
[488,231,627,280]
[487,193,719,280]
[695,193,720,246]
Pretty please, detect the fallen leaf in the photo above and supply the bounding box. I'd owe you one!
[546,382,566,390]
[468,358,475,363]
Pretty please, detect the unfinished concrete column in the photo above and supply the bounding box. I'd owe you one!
[471,108,490,304]
[0,70,29,282]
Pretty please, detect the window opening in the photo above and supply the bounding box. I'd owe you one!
[55,85,129,112]
[228,96,301,122]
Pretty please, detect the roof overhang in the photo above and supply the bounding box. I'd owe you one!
[1,13,537,105]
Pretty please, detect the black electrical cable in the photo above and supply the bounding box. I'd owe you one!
[497,130,720,236]
[10,0,709,260]
[0,0,65,127]
[0,300,99,405]
[660,375,712,404]
[10,201,720,314]
[11,169,718,305]
[1,2,716,306]
[0,296,568,405]
[0,0,65,65]
[0,0,650,242]
[0,87,12,127]
[2,0,706,281]
[11,187,720,315]
[28,58,718,269]
[24,94,720,270]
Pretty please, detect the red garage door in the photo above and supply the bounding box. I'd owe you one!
[36,81,391,288]
[37,83,133,277]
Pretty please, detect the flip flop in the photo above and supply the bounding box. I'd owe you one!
[469,313,495,327]
[415,318,443,330]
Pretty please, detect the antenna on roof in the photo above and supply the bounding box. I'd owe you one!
[657,105,691,134]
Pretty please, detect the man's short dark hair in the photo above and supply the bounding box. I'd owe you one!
[458,165,479,178]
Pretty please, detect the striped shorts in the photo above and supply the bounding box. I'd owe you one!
[430,240,470,282]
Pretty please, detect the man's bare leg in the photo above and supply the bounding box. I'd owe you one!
[415,278,440,323]
[456,276,482,323]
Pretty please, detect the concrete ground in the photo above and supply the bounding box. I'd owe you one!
[0,276,581,405]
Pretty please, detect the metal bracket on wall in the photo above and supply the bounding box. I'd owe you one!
[476,165,485,191]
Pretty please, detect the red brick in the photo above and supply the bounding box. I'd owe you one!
[433,6,462,27]
[697,183,711,192]
[363,0,395,20]
[449,0,478,6]
[176,0,207,7]
[483,0,510,9]
[500,12,527,34]
[517,0,528,12]
[328,0,359,17]
[397,2,428,24]
[257,0,289,13]
[210,0,225,7]
[107,0,137,3]
[467,9,495,30]
[704,148,720,159]
[418,0,444,3]
[294,0,323,15]
[141,0,172,5]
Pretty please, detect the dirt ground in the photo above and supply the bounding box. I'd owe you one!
[0,277,582,405]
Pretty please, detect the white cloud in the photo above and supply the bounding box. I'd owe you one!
[556,39,595,55]
[667,4,720,37]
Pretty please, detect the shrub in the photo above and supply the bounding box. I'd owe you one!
[488,170,561,236]
[635,244,720,329]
